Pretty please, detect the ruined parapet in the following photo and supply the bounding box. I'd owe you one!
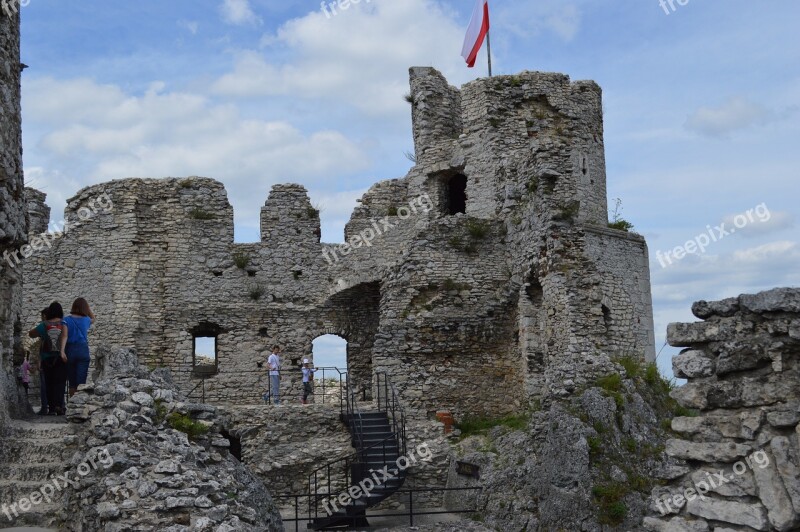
[260,183,321,244]
[24,188,50,236]
[0,7,26,426]
[344,178,410,240]
[459,71,608,225]
[645,288,800,531]
[409,67,462,166]
[584,225,657,362]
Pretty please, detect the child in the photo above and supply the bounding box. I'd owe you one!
[301,358,317,405]
[19,354,31,392]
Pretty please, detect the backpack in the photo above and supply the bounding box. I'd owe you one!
[41,322,63,353]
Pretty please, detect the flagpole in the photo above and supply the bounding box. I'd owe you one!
[486,29,493,77]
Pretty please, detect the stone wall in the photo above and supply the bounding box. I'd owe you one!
[645,288,800,531]
[0,7,26,428]
[22,68,656,424]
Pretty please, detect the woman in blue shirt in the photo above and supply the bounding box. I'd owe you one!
[63,297,95,398]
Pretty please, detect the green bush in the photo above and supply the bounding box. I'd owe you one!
[249,286,265,301]
[616,355,642,379]
[153,399,167,424]
[167,413,209,440]
[608,220,634,232]
[456,413,529,437]
[596,374,622,393]
[233,252,250,269]
[592,482,629,526]
[466,220,489,239]
[189,208,215,220]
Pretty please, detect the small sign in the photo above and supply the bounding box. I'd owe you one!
[456,461,480,480]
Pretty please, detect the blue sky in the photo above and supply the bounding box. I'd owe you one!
[19,0,800,378]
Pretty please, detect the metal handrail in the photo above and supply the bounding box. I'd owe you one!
[376,372,407,458]
[307,432,403,519]
[263,366,348,406]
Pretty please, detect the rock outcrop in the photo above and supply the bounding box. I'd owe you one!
[63,346,284,531]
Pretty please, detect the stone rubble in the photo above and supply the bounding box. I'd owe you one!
[62,346,284,531]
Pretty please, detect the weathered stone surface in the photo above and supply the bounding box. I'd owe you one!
[766,408,800,428]
[751,447,798,531]
[715,341,772,376]
[61,348,284,531]
[691,468,756,498]
[740,288,800,314]
[668,320,747,347]
[673,350,714,378]
[666,439,751,463]
[643,516,710,532]
[671,383,708,410]
[692,297,740,319]
[651,289,800,531]
[685,498,768,530]
[771,436,800,513]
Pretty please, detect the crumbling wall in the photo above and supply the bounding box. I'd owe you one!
[645,288,800,531]
[22,69,656,423]
[0,8,26,428]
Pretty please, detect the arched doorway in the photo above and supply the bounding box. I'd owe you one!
[312,334,347,378]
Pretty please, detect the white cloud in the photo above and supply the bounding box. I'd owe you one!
[23,76,369,237]
[685,96,774,137]
[722,208,794,238]
[495,1,582,42]
[178,20,199,35]
[213,0,472,117]
[219,0,261,27]
[732,240,798,263]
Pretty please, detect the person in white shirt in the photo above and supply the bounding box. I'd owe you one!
[267,345,281,405]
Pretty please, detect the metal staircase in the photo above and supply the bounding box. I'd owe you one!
[308,372,407,530]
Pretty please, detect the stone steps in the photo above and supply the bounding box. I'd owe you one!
[1,438,71,463]
[0,419,69,529]
[0,480,62,504]
[8,420,69,439]
[0,501,61,528]
[0,462,62,482]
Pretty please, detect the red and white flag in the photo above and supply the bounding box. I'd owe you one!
[461,0,490,68]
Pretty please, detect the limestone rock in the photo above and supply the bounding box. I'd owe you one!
[643,516,710,531]
[692,297,740,319]
[685,497,768,530]
[751,447,797,531]
[665,439,751,463]
[739,288,800,314]
[673,350,714,379]
[771,436,800,514]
